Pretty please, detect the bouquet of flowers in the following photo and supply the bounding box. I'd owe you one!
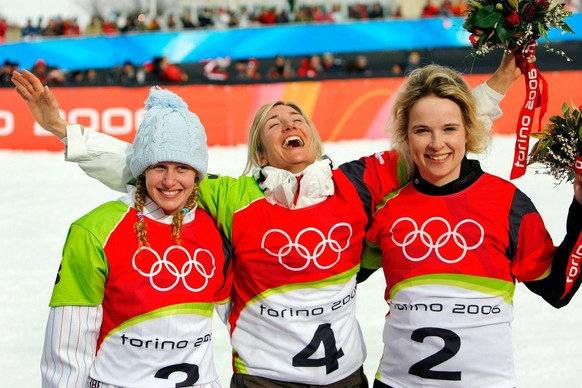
[528,103,582,184]
[463,0,574,57]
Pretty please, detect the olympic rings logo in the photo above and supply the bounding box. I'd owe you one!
[261,223,352,271]
[390,217,484,264]
[132,245,216,292]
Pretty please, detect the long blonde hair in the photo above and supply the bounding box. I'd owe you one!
[242,101,324,175]
[133,174,200,246]
[389,64,491,178]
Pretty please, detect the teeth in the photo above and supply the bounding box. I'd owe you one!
[161,190,179,196]
[283,136,304,148]
[429,154,448,161]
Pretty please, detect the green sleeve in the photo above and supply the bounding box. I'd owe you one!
[49,224,109,306]
[49,202,128,307]
[198,175,265,241]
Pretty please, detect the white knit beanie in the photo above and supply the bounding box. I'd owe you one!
[130,86,208,180]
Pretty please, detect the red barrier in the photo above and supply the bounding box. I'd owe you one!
[2,71,581,151]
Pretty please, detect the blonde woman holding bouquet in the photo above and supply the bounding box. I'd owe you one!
[365,64,582,388]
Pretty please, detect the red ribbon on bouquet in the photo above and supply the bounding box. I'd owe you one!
[574,155,582,175]
[510,42,549,180]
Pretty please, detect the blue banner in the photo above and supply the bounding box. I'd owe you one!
[1,14,580,71]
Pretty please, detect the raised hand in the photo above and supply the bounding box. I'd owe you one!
[485,50,525,95]
[12,69,68,139]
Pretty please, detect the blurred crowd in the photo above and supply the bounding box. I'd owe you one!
[0,0,515,43]
[0,0,579,87]
[0,49,430,87]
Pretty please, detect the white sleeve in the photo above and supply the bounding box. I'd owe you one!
[472,82,505,130]
[214,301,232,325]
[64,124,134,193]
[41,305,102,388]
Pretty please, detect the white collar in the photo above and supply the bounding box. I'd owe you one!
[254,158,335,209]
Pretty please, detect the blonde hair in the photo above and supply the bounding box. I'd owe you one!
[242,101,324,175]
[389,64,491,178]
[133,174,200,246]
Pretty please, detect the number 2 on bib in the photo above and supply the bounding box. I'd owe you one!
[408,327,461,381]
[292,323,344,374]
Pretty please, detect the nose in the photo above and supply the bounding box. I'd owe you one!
[162,169,177,186]
[282,119,294,131]
[429,132,444,149]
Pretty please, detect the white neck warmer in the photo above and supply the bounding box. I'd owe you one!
[254,158,335,209]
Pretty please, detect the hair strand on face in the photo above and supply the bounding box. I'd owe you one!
[133,174,200,246]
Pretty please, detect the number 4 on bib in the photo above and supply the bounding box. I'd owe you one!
[292,323,344,374]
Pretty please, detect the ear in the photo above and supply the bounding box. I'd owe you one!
[258,152,268,167]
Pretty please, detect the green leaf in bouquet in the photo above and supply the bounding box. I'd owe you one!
[472,5,502,28]
[496,23,513,43]
[467,0,483,10]
[508,0,519,11]
[561,102,570,116]
[560,21,575,34]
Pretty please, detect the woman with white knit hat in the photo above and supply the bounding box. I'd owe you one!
[38,87,231,388]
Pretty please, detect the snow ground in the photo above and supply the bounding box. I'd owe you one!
[1,136,580,387]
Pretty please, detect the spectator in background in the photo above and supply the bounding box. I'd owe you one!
[329,4,345,22]
[114,60,142,85]
[166,13,179,30]
[203,57,231,81]
[267,55,295,79]
[234,58,262,80]
[297,54,322,78]
[84,16,103,36]
[30,59,48,85]
[119,16,137,33]
[151,55,187,83]
[101,17,119,35]
[234,59,249,79]
[181,13,197,29]
[275,7,291,23]
[392,5,403,18]
[42,17,62,36]
[390,62,404,76]
[213,7,230,29]
[368,3,385,19]
[0,60,16,85]
[405,50,422,74]
[346,54,372,75]
[349,4,368,19]
[0,17,8,43]
[564,0,579,12]
[439,0,456,16]
[21,18,42,40]
[147,17,161,31]
[198,8,214,28]
[421,0,440,17]
[237,6,255,27]
[62,18,81,36]
[321,52,344,74]
[68,69,101,86]
[4,21,21,42]
[452,0,469,16]
[256,7,277,24]
[245,58,261,80]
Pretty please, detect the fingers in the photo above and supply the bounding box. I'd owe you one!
[21,68,45,92]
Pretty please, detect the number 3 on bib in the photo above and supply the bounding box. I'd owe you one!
[409,327,461,381]
[292,323,344,374]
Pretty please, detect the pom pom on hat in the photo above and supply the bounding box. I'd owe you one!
[130,86,208,180]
